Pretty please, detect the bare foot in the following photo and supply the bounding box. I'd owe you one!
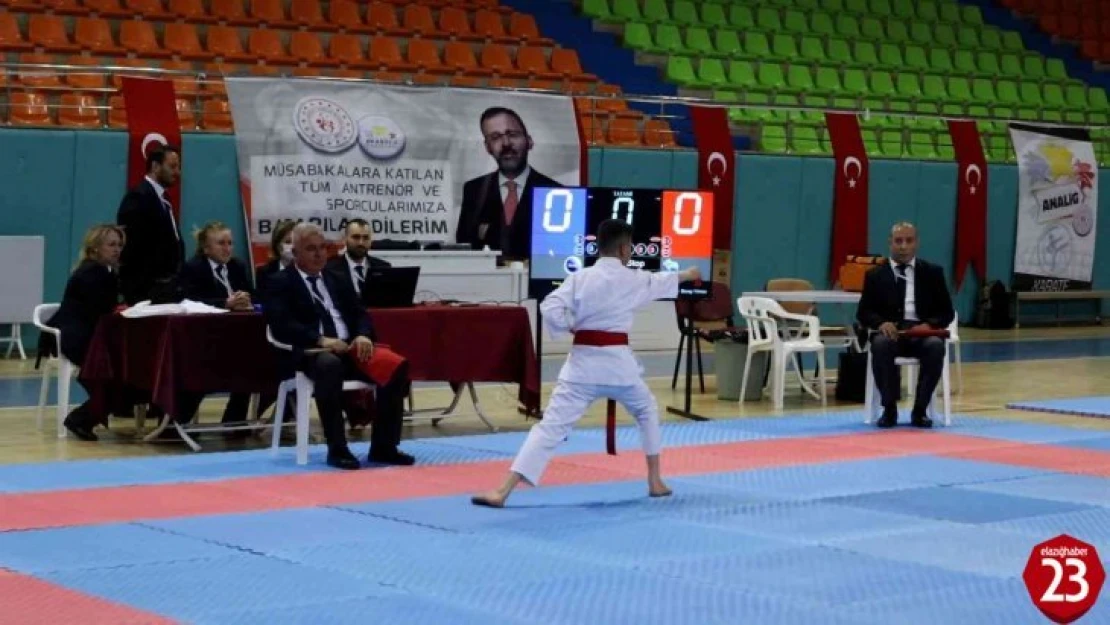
[648,481,672,498]
[471,490,508,508]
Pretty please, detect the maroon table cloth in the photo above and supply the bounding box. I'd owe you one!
[78,304,541,421]
[79,312,278,421]
[371,304,540,413]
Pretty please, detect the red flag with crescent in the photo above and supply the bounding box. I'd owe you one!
[121,76,182,220]
[825,112,869,283]
[689,105,734,249]
[948,119,988,289]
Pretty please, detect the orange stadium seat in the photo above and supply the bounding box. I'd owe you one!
[474,9,518,44]
[164,23,210,60]
[449,74,483,88]
[438,6,481,42]
[205,25,252,63]
[0,14,33,52]
[107,94,127,128]
[248,63,280,75]
[162,59,201,96]
[168,0,213,23]
[290,0,328,30]
[401,4,437,37]
[119,20,170,57]
[486,76,522,89]
[367,2,406,36]
[329,34,374,69]
[444,41,490,76]
[289,31,335,66]
[201,62,231,95]
[64,55,108,89]
[508,13,553,46]
[9,92,53,126]
[480,44,527,78]
[175,97,196,129]
[42,0,88,15]
[250,0,296,28]
[109,57,149,88]
[74,17,124,55]
[29,15,80,53]
[248,29,295,65]
[515,46,563,81]
[606,117,642,146]
[407,38,453,75]
[16,53,62,89]
[201,98,233,130]
[123,0,175,20]
[550,48,598,83]
[83,0,130,18]
[58,92,101,127]
[210,0,255,26]
[7,0,44,11]
[369,36,416,72]
[330,1,372,33]
[370,70,405,82]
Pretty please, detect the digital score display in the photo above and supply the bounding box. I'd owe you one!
[529,186,714,301]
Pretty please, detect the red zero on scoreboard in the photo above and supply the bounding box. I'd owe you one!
[662,191,714,258]
[1023,534,1105,623]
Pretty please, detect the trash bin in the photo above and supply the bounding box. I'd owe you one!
[714,340,769,402]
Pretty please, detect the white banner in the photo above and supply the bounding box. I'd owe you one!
[1010,124,1099,291]
[224,77,582,261]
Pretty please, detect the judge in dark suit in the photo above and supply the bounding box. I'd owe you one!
[856,222,955,429]
[255,219,297,299]
[41,225,125,441]
[455,107,562,260]
[325,218,391,306]
[264,223,415,469]
[176,221,262,429]
[116,145,184,305]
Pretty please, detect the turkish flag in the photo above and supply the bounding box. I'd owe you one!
[948,120,988,289]
[689,105,734,249]
[121,77,182,219]
[825,112,869,284]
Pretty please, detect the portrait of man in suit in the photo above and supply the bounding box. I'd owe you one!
[455,106,562,260]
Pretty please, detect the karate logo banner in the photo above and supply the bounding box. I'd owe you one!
[224,77,583,263]
[1009,123,1099,291]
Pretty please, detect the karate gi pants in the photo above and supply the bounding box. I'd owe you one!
[511,379,662,486]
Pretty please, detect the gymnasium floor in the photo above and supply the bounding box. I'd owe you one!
[0,325,1109,624]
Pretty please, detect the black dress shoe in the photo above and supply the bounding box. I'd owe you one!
[910,413,934,429]
[326,450,361,470]
[369,449,416,466]
[63,415,98,441]
[875,409,897,429]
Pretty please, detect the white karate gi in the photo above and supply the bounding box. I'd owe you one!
[510,257,680,485]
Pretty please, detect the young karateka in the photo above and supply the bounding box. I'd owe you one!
[472,219,702,508]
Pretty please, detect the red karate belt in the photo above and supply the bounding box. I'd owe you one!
[572,330,629,455]
[354,343,406,386]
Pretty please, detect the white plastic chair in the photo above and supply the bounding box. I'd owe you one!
[32,304,74,438]
[266,327,374,465]
[863,321,953,427]
[737,296,827,410]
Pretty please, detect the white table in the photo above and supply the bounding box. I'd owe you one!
[741,290,861,304]
[373,250,526,304]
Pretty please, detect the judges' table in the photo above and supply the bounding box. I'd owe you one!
[370,304,541,427]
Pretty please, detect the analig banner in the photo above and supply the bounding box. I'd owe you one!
[224,77,583,262]
[1010,123,1098,291]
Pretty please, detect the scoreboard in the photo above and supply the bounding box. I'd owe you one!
[529,186,714,300]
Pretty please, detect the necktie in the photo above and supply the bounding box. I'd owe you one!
[354,264,365,294]
[161,193,180,241]
[306,275,339,338]
[215,264,232,296]
[895,264,907,319]
[503,180,519,225]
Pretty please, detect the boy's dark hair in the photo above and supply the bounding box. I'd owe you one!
[597,219,633,254]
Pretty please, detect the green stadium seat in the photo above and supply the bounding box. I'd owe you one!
[828,38,853,65]
[953,50,978,76]
[845,0,868,14]
[756,8,782,31]
[1064,111,1086,124]
[908,132,937,159]
[870,71,896,97]
[784,10,809,34]
[795,0,822,9]
[800,37,826,63]
[937,133,955,160]
[949,77,973,103]
[654,24,686,54]
[1000,54,1023,77]
[1016,109,1037,122]
[886,19,910,43]
[686,27,716,57]
[914,102,944,130]
[904,46,929,72]
[1089,111,1109,124]
[1022,56,1046,80]
[836,15,860,39]
[821,0,845,12]
[665,56,698,86]
[856,42,882,68]
[922,75,947,103]
[977,52,1002,77]
[715,30,743,57]
[787,65,816,93]
[757,63,787,90]
[816,67,843,93]
[870,0,893,16]
[642,0,670,23]
[935,24,957,48]
[622,22,655,52]
[1043,84,1066,108]
[792,125,826,155]
[762,124,789,152]
[701,3,728,28]
[843,68,868,96]
[1043,110,1063,123]
[698,58,729,88]
[961,5,983,25]
[1088,88,1109,110]
[939,3,961,23]
[910,22,932,45]
[915,0,939,22]
[734,92,774,122]
[832,96,860,110]
[810,12,836,37]
[772,34,799,60]
[993,106,1014,122]
[877,43,902,69]
[744,32,771,59]
[957,27,980,49]
[1045,59,1068,81]
[1065,85,1088,110]
[941,103,964,117]
[611,0,642,22]
[582,0,612,20]
[971,79,996,104]
[880,129,904,157]
[896,73,923,99]
[729,5,755,29]
[988,136,1012,163]
[861,17,885,40]
[996,80,1020,106]
[1001,32,1023,52]
[980,30,1003,51]
[1018,83,1043,108]
[728,60,757,89]
[671,0,699,26]
[930,49,954,73]
[862,129,881,154]
[772,93,802,122]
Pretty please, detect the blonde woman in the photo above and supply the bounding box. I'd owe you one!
[41,225,125,441]
[178,221,254,311]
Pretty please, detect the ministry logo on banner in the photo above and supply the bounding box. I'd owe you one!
[1010,123,1099,292]
[224,77,583,263]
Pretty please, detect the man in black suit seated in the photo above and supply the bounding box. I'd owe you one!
[325,218,391,306]
[177,221,261,431]
[116,145,184,305]
[856,222,955,429]
[455,106,562,260]
[264,223,414,469]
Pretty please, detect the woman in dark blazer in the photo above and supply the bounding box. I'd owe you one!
[43,225,125,441]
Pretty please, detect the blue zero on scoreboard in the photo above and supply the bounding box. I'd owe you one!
[529,187,587,296]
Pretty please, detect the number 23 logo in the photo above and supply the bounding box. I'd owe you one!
[1042,557,1091,603]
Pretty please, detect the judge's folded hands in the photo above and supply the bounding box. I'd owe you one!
[319,335,374,360]
[225,291,253,312]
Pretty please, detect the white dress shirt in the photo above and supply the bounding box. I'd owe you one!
[296,267,350,341]
[345,254,367,296]
[893,257,917,322]
[208,258,233,296]
[146,175,179,241]
[541,257,679,386]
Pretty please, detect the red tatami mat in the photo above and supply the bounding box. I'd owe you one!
[0,568,177,624]
[2,432,1108,532]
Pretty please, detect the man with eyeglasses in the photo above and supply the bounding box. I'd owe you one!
[456,106,562,260]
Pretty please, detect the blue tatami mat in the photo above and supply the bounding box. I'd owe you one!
[1007,395,1110,418]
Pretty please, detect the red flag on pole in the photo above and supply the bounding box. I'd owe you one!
[825,112,869,284]
[689,105,735,250]
[948,120,988,289]
[121,77,182,219]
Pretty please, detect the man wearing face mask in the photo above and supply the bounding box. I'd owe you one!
[456,107,562,260]
[325,219,391,306]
